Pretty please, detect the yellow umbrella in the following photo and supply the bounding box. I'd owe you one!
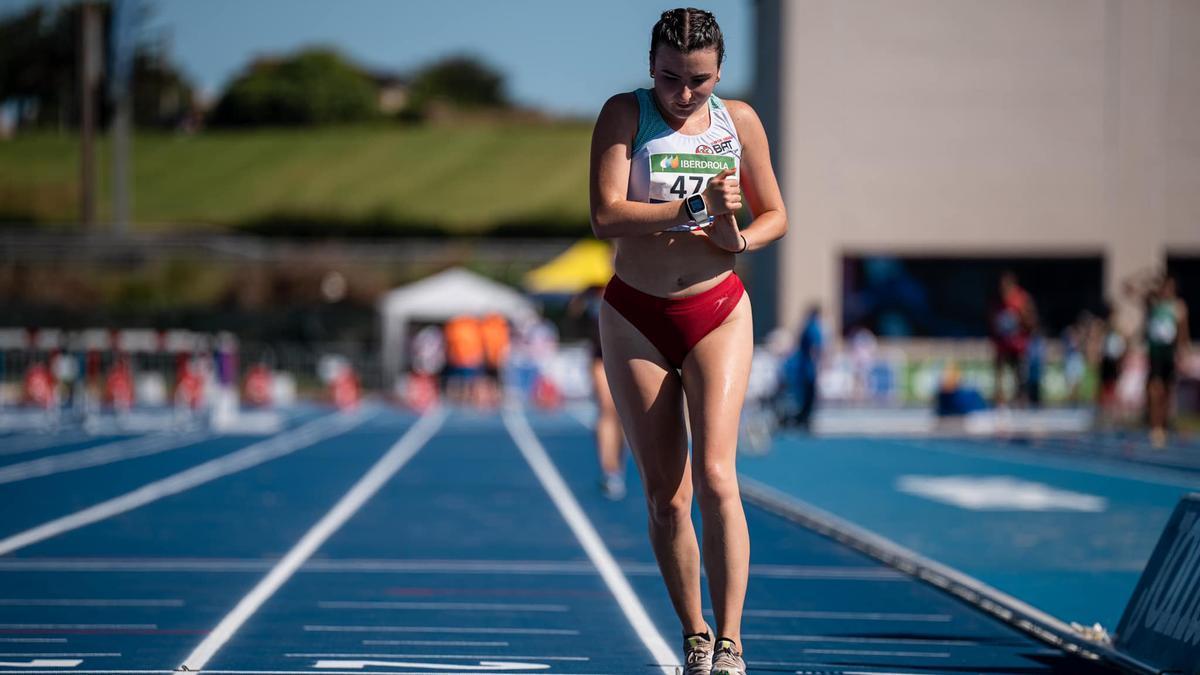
[524,240,614,294]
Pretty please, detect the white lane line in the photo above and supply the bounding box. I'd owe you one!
[0,599,182,607]
[361,641,508,647]
[0,625,154,630]
[753,660,932,669]
[0,667,619,672]
[0,433,93,456]
[889,437,1200,489]
[731,609,951,622]
[0,648,119,653]
[0,410,370,556]
[284,648,585,658]
[305,626,579,636]
[0,660,82,668]
[0,641,66,644]
[312,661,549,672]
[743,634,978,646]
[0,559,275,572]
[502,404,676,675]
[744,564,904,580]
[838,671,935,675]
[0,432,206,485]
[177,407,447,673]
[317,601,567,612]
[0,557,904,579]
[802,649,951,658]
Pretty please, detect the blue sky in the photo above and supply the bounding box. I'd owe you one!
[97,0,752,118]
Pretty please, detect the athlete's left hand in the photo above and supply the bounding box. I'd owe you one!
[702,213,744,252]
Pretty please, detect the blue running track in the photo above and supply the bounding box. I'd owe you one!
[0,405,1129,674]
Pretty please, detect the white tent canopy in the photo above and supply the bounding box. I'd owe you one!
[378,267,538,383]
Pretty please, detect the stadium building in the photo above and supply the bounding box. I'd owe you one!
[752,0,1200,339]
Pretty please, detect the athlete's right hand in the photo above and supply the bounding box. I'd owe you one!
[704,168,742,216]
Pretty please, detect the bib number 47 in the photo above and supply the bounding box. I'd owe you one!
[670,175,705,198]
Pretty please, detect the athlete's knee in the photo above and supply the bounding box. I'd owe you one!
[646,488,692,529]
[695,462,740,507]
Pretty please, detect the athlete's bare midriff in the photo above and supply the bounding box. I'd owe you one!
[613,230,735,298]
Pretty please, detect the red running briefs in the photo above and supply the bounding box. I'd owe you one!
[603,272,745,369]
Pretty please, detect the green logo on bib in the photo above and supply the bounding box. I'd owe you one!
[651,153,735,175]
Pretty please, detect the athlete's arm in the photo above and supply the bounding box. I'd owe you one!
[589,93,696,238]
[724,99,787,252]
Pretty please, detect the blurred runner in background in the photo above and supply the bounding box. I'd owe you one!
[1144,275,1190,447]
[990,271,1037,408]
[570,284,628,499]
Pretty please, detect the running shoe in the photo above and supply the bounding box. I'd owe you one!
[711,638,745,675]
[601,472,626,500]
[681,631,714,675]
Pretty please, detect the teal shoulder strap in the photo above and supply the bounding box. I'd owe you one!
[633,89,671,154]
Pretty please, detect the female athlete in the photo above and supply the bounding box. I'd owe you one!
[588,8,787,675]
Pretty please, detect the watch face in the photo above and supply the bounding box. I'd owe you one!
[686,195,706,214]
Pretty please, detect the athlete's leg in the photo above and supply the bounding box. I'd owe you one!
[592,358,625,476]
[600,302,707,636]
[681,294,754,648]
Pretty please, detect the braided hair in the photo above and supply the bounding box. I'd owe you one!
[650,8,725,68]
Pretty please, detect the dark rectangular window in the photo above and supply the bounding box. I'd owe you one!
[841,255,1104,338]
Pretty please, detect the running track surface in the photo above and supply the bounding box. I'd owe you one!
[0,405,1119,674]
[739,427,1199,630]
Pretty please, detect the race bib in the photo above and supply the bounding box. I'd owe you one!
[648,153,737,203]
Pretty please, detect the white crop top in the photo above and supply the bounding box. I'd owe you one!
[627,88,742,232]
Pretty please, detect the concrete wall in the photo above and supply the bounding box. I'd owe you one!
[754,0,1200,335]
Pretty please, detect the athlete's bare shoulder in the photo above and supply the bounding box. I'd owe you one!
[592,92,639,155]
[720,98,765,134]
[595,92,638,129]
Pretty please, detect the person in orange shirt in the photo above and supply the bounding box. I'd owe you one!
[480,313,511,407]
[443,315,485,405]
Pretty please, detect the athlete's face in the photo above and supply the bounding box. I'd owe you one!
[650,45,721,120]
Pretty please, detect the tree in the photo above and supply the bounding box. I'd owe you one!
[0,2,196,131]
[0,3,84,130]
[208,48,378,127]
[131,48,196,128]
[403,54,508,119]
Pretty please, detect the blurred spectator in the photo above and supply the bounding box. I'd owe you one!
[848,326,876,401]
[1061,313,1090,404]
[410,324,446,378]
[443,315,485,405]
[935,362,987,417]
[1026,330,1045,408]
[105,358,134,413]
[989,271,1038,407]
[24,362,54,409]
[480,313,511,408]
[243,363,274,407]
[1094,302,1127,427]
[781,305,824,430]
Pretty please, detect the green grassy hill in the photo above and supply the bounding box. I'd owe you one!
[0,122,594,236]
